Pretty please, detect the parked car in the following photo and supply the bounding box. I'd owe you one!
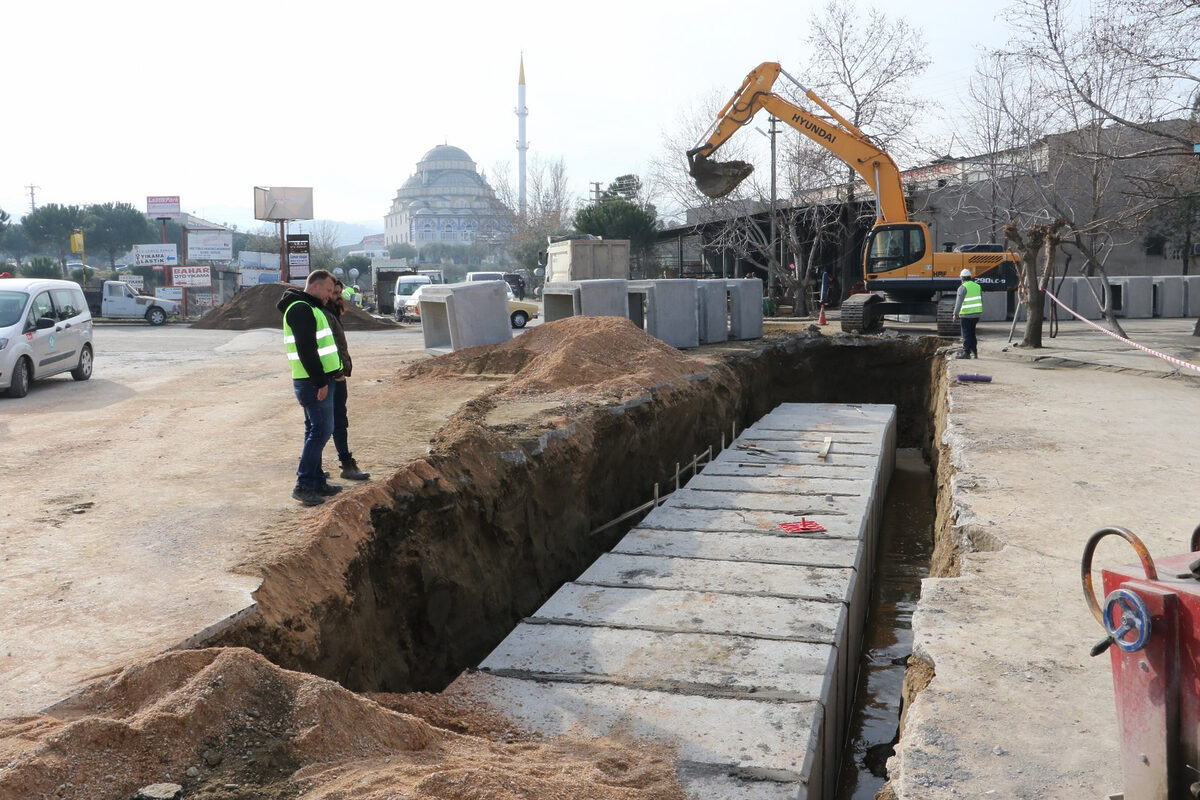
[503,283,539,329]
[0,278,94,398]
[398,284,428,323]
[83,280,179,325]
[393,274,432,320]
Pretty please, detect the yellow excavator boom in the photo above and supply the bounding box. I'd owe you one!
[687,61,908,224]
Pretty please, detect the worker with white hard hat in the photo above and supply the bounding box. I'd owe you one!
[952,268,983,358]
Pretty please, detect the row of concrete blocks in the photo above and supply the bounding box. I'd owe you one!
[967,275,1200,322]
[1010,275,1200,321]
[453,403,899,800]
[543,278,765,349]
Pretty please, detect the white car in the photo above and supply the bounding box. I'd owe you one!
[0,278,94,398]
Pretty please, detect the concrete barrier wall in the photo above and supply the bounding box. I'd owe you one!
[696,281,728,344]
[727,278,764,340]
[1186,277,1200,317]
[1113,276,1153,318]
[417,282,511,354]
[1153,277,1186,317]
[542,285,580,322]
[646,279,700,349]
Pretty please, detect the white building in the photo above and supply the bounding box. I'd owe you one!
[384,145,512,249]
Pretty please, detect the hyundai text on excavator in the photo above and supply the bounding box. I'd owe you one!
[687,62,1018,334]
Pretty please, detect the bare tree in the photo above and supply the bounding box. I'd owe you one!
[306,221,342,271]
[491,155,576,270]
[1003,0,1200,337]
[794,0,933,298]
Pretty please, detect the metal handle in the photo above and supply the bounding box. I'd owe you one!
[1081,526,1157,626]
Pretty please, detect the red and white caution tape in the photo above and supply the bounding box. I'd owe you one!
[1043,289,1200,374]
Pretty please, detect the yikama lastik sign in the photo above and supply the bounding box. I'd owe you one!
[132,244,179,267]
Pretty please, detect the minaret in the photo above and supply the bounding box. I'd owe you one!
[516,54,529,218]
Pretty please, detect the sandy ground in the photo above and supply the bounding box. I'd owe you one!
[2,312,1199,799]
[0,322,499,716]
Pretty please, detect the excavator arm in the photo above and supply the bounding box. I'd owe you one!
[687,62,909,224]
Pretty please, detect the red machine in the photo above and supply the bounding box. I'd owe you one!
[1082,526,1200,800]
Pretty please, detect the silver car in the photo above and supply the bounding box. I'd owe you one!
[0,278,94,398]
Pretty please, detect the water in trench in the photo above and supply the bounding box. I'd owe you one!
[835,447,936,799]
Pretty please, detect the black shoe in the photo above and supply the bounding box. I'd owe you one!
[956,349,969,359]
[292,486,326,506]
[340,459,371,481]
[315,483,343,497]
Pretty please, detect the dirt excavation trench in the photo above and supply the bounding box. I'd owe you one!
[0,318,955,800]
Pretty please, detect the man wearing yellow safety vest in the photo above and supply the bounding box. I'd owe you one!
[278,270,345,506]
[952,268,983,359]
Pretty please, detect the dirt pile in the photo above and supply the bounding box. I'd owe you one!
[403,316,712,401]
[192,283,395,331]
[0,648,685,800]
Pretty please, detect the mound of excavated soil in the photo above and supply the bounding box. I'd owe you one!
[0,648,684,800]
[192,283,395,331]
[403,316,712,400]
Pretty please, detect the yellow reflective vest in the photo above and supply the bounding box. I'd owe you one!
[960,281,983,316]
[283,301,342,379]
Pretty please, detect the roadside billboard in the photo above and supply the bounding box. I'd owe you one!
[239,267,278,286]
[119,274,145,291]
[146,195,181,219]
[156,287,183,302]
[172,265,211,287]
[187,231,233,261]
[133,243,179,267]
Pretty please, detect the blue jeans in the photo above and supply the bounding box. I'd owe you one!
[332,379,352,463]
[293,379,334,489]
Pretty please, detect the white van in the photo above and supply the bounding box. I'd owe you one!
[465,271,505,283]
[0,278,94,398]
[393,274,432,320]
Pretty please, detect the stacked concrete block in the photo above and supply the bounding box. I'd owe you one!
[417,281,511,355]
[1186,276,1200,317]
[1059,277,1104,319]
[696,280,728,344]
[1153,276,1186,317]
[458,403,897,800]
[542,279,630,322]
[1113,277,1153,318]
[726,278,764,340]
[981,290,1010,321]
[541,283,579,323]
[625,279,700,349]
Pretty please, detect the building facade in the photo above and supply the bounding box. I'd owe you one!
[384,145,512,249]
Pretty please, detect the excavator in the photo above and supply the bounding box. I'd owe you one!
[687,62,1018,334]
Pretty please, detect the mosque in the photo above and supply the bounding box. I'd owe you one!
[383,58,528,253]
[382,144,513,249]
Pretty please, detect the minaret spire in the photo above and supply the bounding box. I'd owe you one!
[516,53,529,218]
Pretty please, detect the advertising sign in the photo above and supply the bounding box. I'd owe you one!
[239,267,278,286]
[286,234,311,279]
[156,287,183,302]
[133,243,179,267]
[119,274,145,291]
[187,231,233,261]
[146,195,181,219]
[238,250,279,269]
[172,265,211,287]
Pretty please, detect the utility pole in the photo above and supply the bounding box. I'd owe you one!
[590,182,602,204]
[757,116,780,302]
[25,184,39,213]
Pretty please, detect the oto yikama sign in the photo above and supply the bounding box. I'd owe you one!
[172,266,211,287]
[286,234,310,279]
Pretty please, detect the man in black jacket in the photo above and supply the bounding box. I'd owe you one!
[325,279,370,481]
[278,270,344,506]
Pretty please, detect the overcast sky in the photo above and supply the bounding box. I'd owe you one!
[4,0,1015,239]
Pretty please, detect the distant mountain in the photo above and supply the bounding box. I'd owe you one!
[327,220,384,247]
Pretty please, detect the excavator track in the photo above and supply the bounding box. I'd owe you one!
[840,293,883,333]
[936,295,959,337]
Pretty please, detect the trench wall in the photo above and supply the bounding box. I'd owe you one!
[211,333,945,693]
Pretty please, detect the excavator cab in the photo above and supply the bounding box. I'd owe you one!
[863,224,928,276]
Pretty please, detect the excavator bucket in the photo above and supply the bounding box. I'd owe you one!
[688,154,754,199]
